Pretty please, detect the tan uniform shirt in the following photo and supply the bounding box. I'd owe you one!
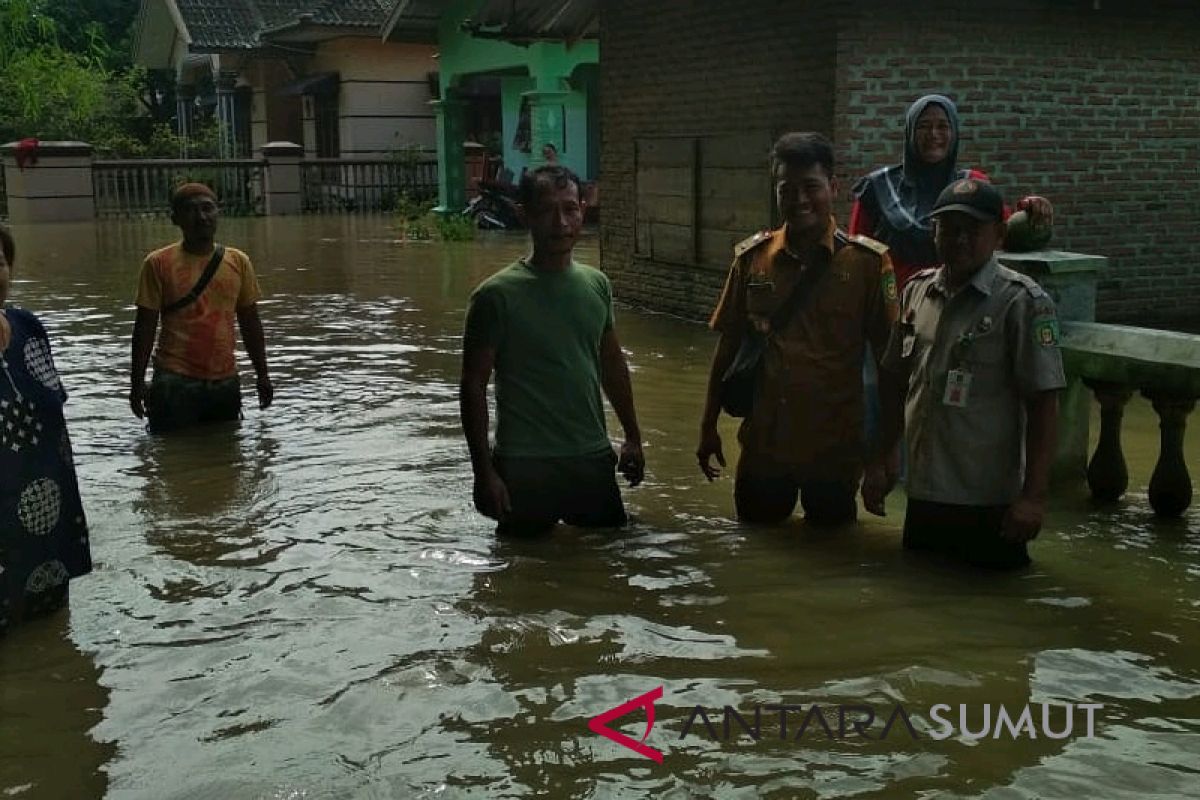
[711,221,898,479]
[882,257,1067,505]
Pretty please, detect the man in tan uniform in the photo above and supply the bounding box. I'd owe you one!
[697,132,899,525]
[865,177,1065,568]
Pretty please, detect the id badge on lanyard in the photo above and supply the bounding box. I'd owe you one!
[942,369,972,407]
[941,314,993,408]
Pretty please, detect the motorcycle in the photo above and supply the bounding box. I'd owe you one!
[463,179,523,230]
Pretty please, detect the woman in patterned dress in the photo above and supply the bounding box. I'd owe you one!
[0,224,92,633]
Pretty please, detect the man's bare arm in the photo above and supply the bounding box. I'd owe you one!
[600,327,641,445]
[129,306,158,418]
[236,303,273,408]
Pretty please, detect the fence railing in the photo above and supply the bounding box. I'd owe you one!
[94,159,265,217]
[301,158,438,213]
[87,157,439,217]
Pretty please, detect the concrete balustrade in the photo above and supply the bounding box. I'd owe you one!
[1000,249,1200,518]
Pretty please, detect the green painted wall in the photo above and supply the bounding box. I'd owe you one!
[432,0,599,206]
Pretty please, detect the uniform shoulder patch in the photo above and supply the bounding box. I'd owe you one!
[1033,311,1061,347]
[734,230,772,258]
[849,233,889,257]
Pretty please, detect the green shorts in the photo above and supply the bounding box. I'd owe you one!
[492,450,627,537]
[146,369,241,434]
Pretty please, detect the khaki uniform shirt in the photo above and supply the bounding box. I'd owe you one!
[881,257,1067,506]
[710,220,898,480]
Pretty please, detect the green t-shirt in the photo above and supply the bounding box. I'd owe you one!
[465,259,615,458]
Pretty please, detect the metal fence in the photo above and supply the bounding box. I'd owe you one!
[300,158,438,213]
[93,159,265,217]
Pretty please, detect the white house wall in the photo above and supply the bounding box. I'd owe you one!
[311,39,438,157]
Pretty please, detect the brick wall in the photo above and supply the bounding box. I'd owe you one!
[837,0,1200,325]
[602,0,1200,326]
[599,0,839,320]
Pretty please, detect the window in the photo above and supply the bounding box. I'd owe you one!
[314,92,340,158]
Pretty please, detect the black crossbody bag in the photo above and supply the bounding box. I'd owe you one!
[161,244,226,315]
[718,261,827,418]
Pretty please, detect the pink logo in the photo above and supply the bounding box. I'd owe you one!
[587,686,664,763]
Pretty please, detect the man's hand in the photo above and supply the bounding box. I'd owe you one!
[129,380,147,419]
[256,373,274,409]
[473,469,511,521]
[696,426,726,481]
[618,440,645,487]
[1016,195,1054,229]
[860,462,890,517]
[1002,495,1045,543]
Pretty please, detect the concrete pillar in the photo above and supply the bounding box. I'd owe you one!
[261,141,304,216]
[216,71,239,158]
[998,250,1108,484]
[432,93,466,213]
[0,141,95,223]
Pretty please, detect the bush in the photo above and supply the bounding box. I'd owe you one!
[433,213,476,242]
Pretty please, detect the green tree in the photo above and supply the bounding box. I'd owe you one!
[0,0,172,153]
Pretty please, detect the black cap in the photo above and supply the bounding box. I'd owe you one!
[929,178,1005,223]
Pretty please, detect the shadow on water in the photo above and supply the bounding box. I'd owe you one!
[0,216,1196,798]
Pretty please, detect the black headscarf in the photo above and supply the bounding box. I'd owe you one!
[852,94,965,268]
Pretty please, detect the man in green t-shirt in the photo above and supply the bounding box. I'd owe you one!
[460,166,645,536]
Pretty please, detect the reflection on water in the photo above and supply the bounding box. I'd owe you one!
[0,216,1197,799]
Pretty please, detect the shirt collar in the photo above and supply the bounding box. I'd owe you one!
[932,255,1000,297]
[778,216,837,262]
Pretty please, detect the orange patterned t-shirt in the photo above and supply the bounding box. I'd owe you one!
[135,243,261,380]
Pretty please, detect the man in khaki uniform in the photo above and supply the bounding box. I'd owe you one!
[865,177,1065,568]
[697,132,899,525]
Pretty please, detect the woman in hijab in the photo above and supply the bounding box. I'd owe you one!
[850,94,1053,288]
[0,224,92,634]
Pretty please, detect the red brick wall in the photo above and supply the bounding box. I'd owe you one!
[836,0,1200,324]
[601,0,1200,325]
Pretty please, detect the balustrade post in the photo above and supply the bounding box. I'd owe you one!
[1084,380,1134,502]
[261,142,303,216]
[0,140,95,222]
[998,250,1108,486]
[1143,392,1196,518]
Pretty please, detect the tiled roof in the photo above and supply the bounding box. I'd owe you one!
[173,0,397,49]
[176,0,264,49]
[469,0,597,40]
[308,0,394,27]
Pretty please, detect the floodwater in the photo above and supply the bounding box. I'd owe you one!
[0,216,1197,800]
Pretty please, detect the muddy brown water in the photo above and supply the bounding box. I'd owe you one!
[0,216,1197,799]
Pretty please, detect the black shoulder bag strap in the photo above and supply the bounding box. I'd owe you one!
[718,240,834,417]
[764,247,832,335]
[162,244,225,315]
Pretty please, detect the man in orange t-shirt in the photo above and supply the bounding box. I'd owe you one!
[129,183,273,433]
